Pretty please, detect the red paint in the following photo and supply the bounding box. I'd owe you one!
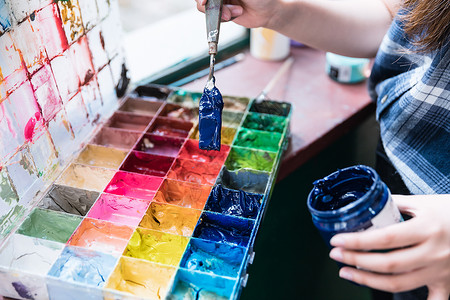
[178,139,230,164]
[120,151,175,177]
[104,171,163,200]
[167,158,222,185]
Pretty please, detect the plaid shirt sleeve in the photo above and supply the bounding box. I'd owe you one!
[368,14,450,195]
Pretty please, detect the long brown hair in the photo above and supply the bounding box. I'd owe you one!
[402,0,450,52]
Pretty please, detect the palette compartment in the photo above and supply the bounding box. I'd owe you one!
[159,102,198,122]
[249,99,292,117]
[234,128,283,152]
[153,179,212,210]
[134,133,184,157]
[225,147,277,173]
[146,116,193,138]
[242,111,288,133]
[90,127,142,150]
[215,167,271,195]
[103,171,163,200]
[118,97,163,116]
[75,144,128,169]
[38,184,100,216]
[178,139,230,164]
[190,124,238,146]
[192,211,255,248]
[180,238,248,278]
[119,151,175,177]
[105,111,154,132]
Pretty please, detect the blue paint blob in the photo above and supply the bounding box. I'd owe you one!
[47,246,117,286]
[12,282,34,300]
[168,268,238,300]
[193,212,254,247]
[180,238,246,278]
[199,78,223,151]
[204,185,262,219]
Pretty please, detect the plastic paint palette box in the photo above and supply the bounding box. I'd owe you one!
[0,84,292,300]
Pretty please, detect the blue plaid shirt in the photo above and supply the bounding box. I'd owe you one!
[368,14,450,195]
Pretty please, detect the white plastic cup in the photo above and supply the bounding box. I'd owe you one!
[250,28,290,61]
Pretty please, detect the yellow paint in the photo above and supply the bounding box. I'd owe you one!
[105,256,176,300]
[191,126,236,145]
[56,163,115,192]
[139,202,201,236]
[75,144,127,169]
[124,228,189,266]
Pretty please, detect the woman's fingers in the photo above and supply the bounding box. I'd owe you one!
[196,1,244,22]
[330,243,430,274]
[330,216,426,250]
[338,266,432,293]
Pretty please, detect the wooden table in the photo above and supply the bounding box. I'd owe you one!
[182,46,375,180]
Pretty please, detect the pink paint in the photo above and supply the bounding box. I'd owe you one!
[30,64,63,121]
[104,171,163,200]
[35,3,68,60]
[120,151,175,177]
[87,193,151,227]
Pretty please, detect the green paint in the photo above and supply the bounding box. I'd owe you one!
[242,112,288,133]
[0,205,25,239]
[234,128,282,152]
[17,208,82,243]
[225,147,276,172]
[0,170,19,205]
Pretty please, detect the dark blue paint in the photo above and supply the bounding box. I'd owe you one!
[193,212,254,247]
[205,185,262,219]
[199,78,223,151]
[307,165,390,246]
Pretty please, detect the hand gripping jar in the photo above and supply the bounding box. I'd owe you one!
[307,165,402,247]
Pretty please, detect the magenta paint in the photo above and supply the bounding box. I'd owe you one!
[120,151,175,177]
[87,193,151,227]
[147,117,193,138]
[90,127,141,150]
[104,171,163,200]
[178,139,230,164]
[167,159,222,186]
[106,112,153,132]
[134,134,184,157]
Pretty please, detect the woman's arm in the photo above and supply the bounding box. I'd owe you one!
[329,194,450,300]
[196,0,401,57]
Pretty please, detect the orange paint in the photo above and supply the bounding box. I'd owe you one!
[68,218,134,255]
[153,179,212,210]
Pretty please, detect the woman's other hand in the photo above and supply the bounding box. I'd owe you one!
[329,194,450,300]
